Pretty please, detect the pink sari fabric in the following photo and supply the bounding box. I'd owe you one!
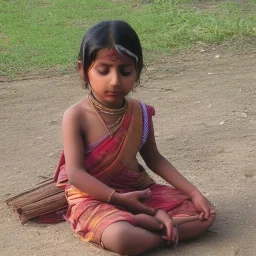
[54,99,198,245]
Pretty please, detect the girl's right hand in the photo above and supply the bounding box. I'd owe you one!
[112,188,156,216]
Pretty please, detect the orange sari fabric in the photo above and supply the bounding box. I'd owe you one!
[54,99,197,244]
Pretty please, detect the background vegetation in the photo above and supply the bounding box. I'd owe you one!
[0,0,255,78]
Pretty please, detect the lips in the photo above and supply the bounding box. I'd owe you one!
[106,91,124,96]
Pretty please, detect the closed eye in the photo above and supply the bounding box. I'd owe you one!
[95,64,135,76]
[96,69,109,75]
[119,66,133,76]
[120,70,131,76]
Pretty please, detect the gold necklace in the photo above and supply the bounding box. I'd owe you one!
[108,115,123,129]
[108,114,125,135]
[87,93,127,135]
[88,93,127,115]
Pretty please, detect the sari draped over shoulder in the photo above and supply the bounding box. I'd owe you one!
[54,99,197,244]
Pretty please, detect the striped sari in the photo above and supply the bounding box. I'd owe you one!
[54,99,197,245]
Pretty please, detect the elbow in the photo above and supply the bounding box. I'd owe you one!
[66,167,89,188]
[66,169,75,185]
[66,168,82,186]
[146,152,164,172]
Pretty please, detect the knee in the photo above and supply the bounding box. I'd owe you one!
[102,223,137,255]
[111,231,136,255]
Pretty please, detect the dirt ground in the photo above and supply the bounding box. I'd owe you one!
[0,43,256,256]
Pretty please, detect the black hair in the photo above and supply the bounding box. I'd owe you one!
[78,20,143,88]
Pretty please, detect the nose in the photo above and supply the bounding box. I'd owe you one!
[110,70,121,87]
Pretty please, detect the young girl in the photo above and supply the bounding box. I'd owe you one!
[54,20,216,255]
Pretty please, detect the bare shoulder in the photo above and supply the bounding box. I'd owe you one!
[62,97,93,130]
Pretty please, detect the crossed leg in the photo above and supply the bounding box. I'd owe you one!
[101,221,164,256]
[101,213,216,255]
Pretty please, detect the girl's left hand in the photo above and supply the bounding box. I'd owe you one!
[190,190,215,220]
[155,209,179,247]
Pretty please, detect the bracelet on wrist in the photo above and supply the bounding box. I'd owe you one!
[107,189,116,203]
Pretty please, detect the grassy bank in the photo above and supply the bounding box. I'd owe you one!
[0,0,255,78]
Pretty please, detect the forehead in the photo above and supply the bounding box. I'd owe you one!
[95,48,135,65]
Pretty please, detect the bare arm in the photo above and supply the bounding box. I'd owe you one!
[62,108,114,202]
[140,117,215,218]
[140,118,198,197]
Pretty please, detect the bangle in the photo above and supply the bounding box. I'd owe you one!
[107,189,116,203]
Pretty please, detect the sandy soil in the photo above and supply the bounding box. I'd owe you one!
[1,44,256,256]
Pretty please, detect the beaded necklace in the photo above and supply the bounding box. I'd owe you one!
[88,93,126,115]
[87,93,127,135]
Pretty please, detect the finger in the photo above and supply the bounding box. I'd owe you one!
[162,235,169,241]
[162,236,172,247]
[210,209,216,215]
[199,212,204,220]
[137,188,152,199]
[171,226,179,247]
[171,226,177,241]
[165,221,173,241]
[174,229,179,247]
[204,209,210,219]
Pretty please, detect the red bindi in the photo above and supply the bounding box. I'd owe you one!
[104,47,120,61]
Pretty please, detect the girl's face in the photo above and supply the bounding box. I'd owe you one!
[79,48,137,108]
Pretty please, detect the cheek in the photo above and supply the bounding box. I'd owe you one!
[127,74,137,84]
[122,78,136,90]
[88,72,103,84]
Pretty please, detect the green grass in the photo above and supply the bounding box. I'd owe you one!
[0,0,255,78]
